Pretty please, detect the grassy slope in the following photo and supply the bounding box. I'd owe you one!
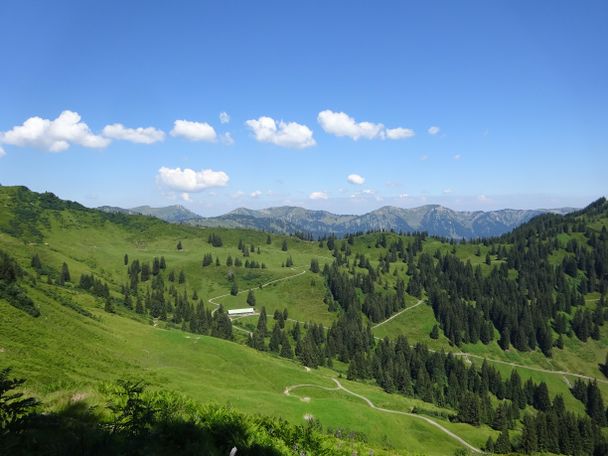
[0,286,471,455]
[2,186,607,454]
[0,189,476,456]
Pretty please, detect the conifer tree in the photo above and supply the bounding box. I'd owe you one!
[257,306,267,337]
[246,289,256,306]
[31,254,42,271]
[60,262,71,283]
[269,324,281,353]
[430,324,440,339]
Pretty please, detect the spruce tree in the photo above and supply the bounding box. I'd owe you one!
[31,254,42,271]
[257,306,267,337]
[246,289,256,306]
[269,325,281,353]
[493,429,511,453]
[61,262,71,283]
[430,324,440,339]
[279,332,293,358]
[230,281,239,296]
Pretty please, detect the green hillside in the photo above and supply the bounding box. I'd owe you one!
[1,185,608,455]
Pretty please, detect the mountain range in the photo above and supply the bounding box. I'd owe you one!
[98,203,576,239]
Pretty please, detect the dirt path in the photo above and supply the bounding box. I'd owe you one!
[284,378,481,453]
[208,267,307,316]
[450,351,608,385]
[372,299,424,329]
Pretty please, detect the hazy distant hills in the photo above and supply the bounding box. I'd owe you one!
[98,204,202,223]
[98,203,576,239]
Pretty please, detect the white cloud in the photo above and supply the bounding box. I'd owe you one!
[0,146,5,158]
[219,112,230,124]
[443,188,452,194]
[0,110,110,152]
[102,123,165,144]
[420,154,429,161]
[317,110,383,140]
[232,190,245,199]
[157,167,229,192]
[478,194,491,203]
[309,191,328,200]
[399,193,409,199]
[428,126,440,135]
[347,173,365,185]
[453,154,461,160]
[250,190,262,198]
[317,110,414,141]
[385,127,415,139]
[220,132,235,145]
[245,116,315,149]
[180,192,191,202]
[170,120,217,142]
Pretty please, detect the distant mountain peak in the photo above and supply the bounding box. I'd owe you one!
[97,201,579,239]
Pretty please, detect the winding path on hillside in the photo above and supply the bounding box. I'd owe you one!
[208,267,307,316]
[205,258,608,399]
[450,351,608,385]
[368,297,608,385]
[372,299,425,329]
[207,267,308,336]
[284,378,482,453]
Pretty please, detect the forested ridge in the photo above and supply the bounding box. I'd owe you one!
[1,186,608,454]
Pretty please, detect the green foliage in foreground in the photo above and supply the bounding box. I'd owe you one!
[0,369,388,456]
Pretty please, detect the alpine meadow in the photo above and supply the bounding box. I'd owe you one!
[0,1,607,455]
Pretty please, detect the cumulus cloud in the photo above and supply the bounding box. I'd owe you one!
[181,192,191,202]
[347,174,365,185]
[245,116,315,149]
[309,191,328,200]
[385,127,415,139]
[0,110,110,152]
[0,146,5,158]
[317,110,414,141]
[250,190,262,198]
[428,126,440,135]
[219,112,230,124]
[317,110,383,140]
[157,167,229,192]
[170,120,217,142]
[102,123,165,144]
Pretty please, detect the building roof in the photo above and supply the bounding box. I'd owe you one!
[227,308,255,315]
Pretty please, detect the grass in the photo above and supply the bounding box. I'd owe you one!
[1,290,470,455]
[2,186,608,455]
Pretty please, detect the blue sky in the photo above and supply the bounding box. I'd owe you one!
[0,0,606,215]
